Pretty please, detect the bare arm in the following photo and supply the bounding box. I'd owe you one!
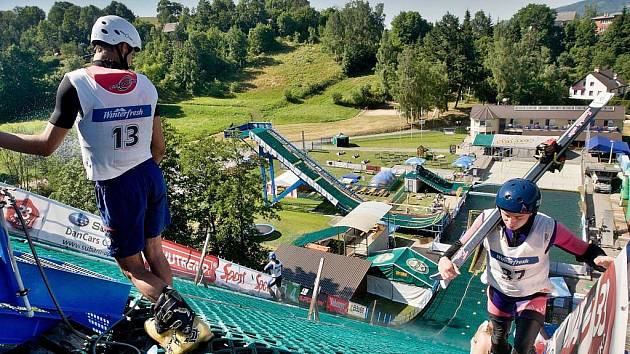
[151,115,166,164]
[0,123,69,156]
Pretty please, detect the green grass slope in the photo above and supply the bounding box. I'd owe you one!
[161,44,375,140]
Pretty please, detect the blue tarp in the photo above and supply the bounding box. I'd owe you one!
[341,173,361,183]
[586,136,630,155]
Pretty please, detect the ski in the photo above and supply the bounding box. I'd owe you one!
[430,92,615,290]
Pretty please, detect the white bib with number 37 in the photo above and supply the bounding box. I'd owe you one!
[483,210,555,297]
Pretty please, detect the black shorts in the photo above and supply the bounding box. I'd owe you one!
[268,276,282,288]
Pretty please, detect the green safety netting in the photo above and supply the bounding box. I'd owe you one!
[367,247,438,287]
[292,226,350,246]
[10,238,471,353]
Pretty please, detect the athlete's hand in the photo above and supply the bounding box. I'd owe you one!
[438,256,460,280]
[594,255,614,270]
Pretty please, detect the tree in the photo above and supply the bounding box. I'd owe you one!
[390,11,431,47]
[60,4,81,44]
[164,39,201,94]
[422,13,469,106]
[395,47,449,120]
[486,26,563,104]
[277,11,297,37]
[375,30,398,98]
[177,137,277,268]
[48,2,75,26]
[598,8,630,57]
[102,1,136,23]
[615,54,630,84]
[157,0,183,25]
[564,15,598,80]
[248,23,276,55]
[225,26,248,66]
[14,6,46,31]
[235,0,267,33]
[209,0,237,32]
[78,6,105,44]
[159,120,192,243]
[0,45,49,118]
[512,4,562,59]
[321,1,385,75]
[471,10,492,39]
[46,157,98,214]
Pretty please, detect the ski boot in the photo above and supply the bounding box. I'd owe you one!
[145,286,213,353]
[144,317,175,348]
[163,316,213,354]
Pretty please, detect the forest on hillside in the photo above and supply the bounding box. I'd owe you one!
[1,0,630,121]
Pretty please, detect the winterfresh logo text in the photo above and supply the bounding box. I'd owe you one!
[92,105,152,122]
[490,250,538,266]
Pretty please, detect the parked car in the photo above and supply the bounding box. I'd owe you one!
[592,173,612,193]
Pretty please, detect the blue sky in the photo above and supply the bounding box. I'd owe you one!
[1,0,577,24]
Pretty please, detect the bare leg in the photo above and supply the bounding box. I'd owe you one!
[116,252,167,301]
[143,235,173,286]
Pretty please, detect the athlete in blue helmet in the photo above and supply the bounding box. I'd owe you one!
[264,252,283,300]
[438,178,613,354]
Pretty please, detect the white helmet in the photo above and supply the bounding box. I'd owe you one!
[91,15,141,51]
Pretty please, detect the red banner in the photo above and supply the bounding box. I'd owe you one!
[298,287,327,307]
[160,240,218,283]
[539,246,628,354]
[326,295,349,315]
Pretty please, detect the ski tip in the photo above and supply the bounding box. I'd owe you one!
[591,92,615,108]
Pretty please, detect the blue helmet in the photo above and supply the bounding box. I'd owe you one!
[268,252,277,260]
[495,178,541,214]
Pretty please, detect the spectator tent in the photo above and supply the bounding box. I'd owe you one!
[586,136,630,155]
[369,170,396,188]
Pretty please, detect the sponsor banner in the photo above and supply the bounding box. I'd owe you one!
[92,105,152,122]
[282,281,302,304]
[215,258,273,299]
[326,295,349,315]
[490,134,560,149]
[161,240,218,284]
[298,287,327,307]
[540,246,628,354]
[347,301,368,320]
[0,184,273,299]
[0,183,111,257]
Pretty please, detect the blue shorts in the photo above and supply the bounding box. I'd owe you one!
[95,158,171,258]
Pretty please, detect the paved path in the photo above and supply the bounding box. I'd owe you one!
[483,159,582,191]
[316,145,450,153]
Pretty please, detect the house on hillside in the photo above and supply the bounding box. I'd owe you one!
[592,12,622,34]
[555,11,576,26]
[570,68,627,100]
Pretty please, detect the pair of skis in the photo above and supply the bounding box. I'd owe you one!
[429,93,615,290]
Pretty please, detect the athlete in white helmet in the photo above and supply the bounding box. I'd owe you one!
[0,15,211,353]
[264,252,283,300]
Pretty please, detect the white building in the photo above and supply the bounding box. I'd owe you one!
[570,68,627,100]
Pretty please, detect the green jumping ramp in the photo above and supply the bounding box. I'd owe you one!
[409,167,469,195]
